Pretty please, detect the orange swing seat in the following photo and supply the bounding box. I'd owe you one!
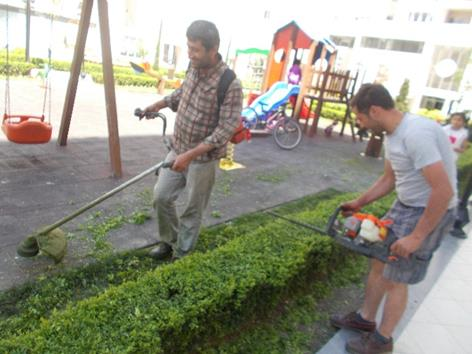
[2,114,52,144]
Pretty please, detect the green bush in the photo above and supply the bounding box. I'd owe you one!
[0,191,389,353]
[0,48,185,89]
[416,108,446,123]
[0,61,36,76]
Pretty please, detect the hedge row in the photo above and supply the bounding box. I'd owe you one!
[2,142,472,353]
[0,49,184,90]
[0,192,392,353]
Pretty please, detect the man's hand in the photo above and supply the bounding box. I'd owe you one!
[340,199,363,216]
[171,152,193,172]
[390,235,422,258]
[144,100,166,118]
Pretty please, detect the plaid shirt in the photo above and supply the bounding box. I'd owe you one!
[164,58,243,162]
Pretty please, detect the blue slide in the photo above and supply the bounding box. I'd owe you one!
[242,82,300,123]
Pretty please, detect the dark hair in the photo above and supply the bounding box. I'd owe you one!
[450,112,467,122]
[350,83,395,113]
[293,58,301,65]
[186,20,220,51]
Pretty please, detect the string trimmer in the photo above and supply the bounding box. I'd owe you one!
[267,207,398,263]
[17,109,172,263]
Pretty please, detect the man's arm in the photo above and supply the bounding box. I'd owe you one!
[342,159,396,212]
[171,143,214,172]
[391,160,454,258]
[455,136,469,154]
[144,87,183,113]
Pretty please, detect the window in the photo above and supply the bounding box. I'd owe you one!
[409,11,431,22]
[420,96,444,110]
[446,10,472,24]
[427,46,471,91]
[361,37,424,53]
[330,35,355,48]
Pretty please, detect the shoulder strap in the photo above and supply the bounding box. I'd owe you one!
[217,68,236,111]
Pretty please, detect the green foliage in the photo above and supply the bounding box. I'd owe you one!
[0,48,185,89]
[1,154,472,351]
[457,146,472,196]
[0,190,394,353]
[395,79,410,112]
[309,102,348,121]
[416,108,446,123]
[256,168,291,183]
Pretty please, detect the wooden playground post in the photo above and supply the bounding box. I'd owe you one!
[261,43,275,92]
[294,41,316,119]
[57,0,122,178]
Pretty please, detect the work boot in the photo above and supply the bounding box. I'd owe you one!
[346,331,393,354]
[149,243,172,260]
[330,311,376,332]
[450,227,468,239]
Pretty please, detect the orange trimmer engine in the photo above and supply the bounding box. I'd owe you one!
[342,213,393,241]
[266,207,398,263]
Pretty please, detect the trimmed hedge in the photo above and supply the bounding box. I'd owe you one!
[0,191,392,353]
[0,48,184,90]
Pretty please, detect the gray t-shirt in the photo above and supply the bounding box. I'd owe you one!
[385,113,457,209]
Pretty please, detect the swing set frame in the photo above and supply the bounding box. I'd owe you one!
[2,4,52,144]
[2,0,122,177]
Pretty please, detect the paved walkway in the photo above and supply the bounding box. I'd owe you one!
[0,76,382,289]
[1,76,471,353]
[318,223,472,354]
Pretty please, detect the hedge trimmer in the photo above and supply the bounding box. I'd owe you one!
[267,207,398,263]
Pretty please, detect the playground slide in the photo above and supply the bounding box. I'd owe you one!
[242,81,300,122]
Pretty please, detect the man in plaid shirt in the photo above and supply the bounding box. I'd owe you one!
[144,20,243,260]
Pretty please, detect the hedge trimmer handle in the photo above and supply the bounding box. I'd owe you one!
[326,206,343,237]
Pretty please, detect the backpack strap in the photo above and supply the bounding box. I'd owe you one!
[217,68,236,112]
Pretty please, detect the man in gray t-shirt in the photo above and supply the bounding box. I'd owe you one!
[330,84,456,354]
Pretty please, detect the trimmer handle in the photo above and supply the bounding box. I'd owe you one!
[134,108,165,121]
[326,206,343,237]
[134,108,168,141]
[155,160,174,175]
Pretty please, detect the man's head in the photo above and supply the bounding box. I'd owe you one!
[186,20,220,69]
[350,84,396,134]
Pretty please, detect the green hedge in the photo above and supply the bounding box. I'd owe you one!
[0,48,185,89]
[1,152,472,353]
[457,145,472,196]
[0,191,392,353]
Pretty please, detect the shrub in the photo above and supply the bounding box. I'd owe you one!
[0,191,389,353]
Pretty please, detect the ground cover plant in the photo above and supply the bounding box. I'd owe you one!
[1,139,472,352]
[0,190,394,353]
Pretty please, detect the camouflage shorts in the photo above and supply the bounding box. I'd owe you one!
[382,200,455,284]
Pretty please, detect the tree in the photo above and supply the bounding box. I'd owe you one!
[153,19,163,70]
[395,79,410,112]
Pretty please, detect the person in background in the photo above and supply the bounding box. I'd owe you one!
[443,112,470,239]
[287,58,302,112]
[442,112,469,162]
[143,20,243,260]
[287,58,302,85]
[330,84,456,354]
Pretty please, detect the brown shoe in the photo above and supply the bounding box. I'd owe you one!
[330,311,376,332]
[346,332,393,354]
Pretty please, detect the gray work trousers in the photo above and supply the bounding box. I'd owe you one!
[153,150,217,258]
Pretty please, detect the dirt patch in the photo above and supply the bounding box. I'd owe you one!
[307,281,366,352]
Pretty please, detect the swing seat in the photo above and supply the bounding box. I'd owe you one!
[2,114,52,144]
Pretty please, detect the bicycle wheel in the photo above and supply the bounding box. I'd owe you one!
[272,116,302,150]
